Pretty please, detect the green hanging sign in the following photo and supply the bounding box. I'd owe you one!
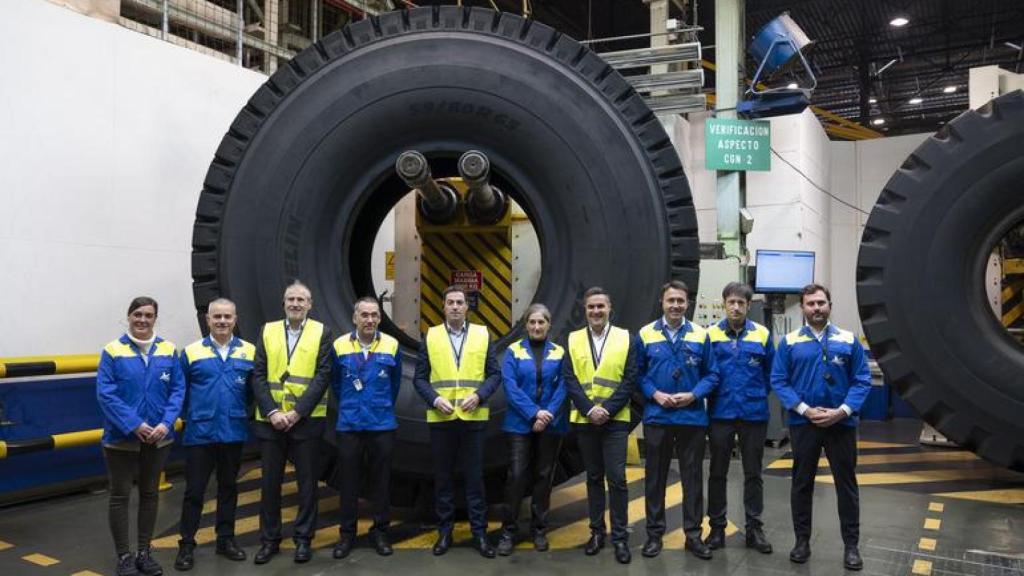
[705,118,771,171]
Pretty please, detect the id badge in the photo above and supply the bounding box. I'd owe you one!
[353,378,363,391]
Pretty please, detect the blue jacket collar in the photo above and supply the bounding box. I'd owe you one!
[799,323,835,340]
[716,318,755,334]
[519,337,555,359]
[202,335,239,349]
[654,317,691,334]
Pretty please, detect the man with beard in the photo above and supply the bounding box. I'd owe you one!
[771,283,871,571]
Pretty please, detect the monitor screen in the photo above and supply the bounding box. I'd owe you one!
[754,250,815,293]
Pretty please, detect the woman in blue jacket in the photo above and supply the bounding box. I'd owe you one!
[496,303,568,556]
[96,296,185,576]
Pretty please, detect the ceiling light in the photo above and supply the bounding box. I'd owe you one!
[868,97,877,104]
[908,97,923,105]
[943,85,957,94]
[890,16,909,27]
[787,82,799,89]
[871,118,885,126]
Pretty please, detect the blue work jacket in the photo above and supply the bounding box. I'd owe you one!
[331,332,402,431]
[96,334,186,445]
[707,319,774,421]
[501,338,568,435]
[638,318,719,426]
[180,336,255,445]
[770,324,872,427]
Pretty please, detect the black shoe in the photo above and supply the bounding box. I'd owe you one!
[215,539,246,561]
[135,548,163,576]
[704,527,726,550]
[532,532,549,552]
[293,541,312,564]
[372,531,393,556]
[641,537,662,558]
[332,534,354,559]
[844,546,863,571]
[685,539,713,560]
[254,543,279,565]
[497,531,515,556]
[432,530,453,556]
[584,532,605,556]
[173,543,195,572]
[472,535,496,559]
[745,527,773,554]
[789,539,811,564]
[613,542,632,564]
[117,553,140,576]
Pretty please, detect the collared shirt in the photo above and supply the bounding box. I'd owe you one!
[661,316,684,343]
[589,324,608,356]
[286,318,307,355]
[211,337,232,361]
[446,321,467,358]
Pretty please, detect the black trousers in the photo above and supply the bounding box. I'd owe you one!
[707,419,768,531]
[258,433,321,545]
[644,424,705,542]
[430,420,487,536]
[103,444,171,555]
[336,430,394,535]
[576,424,629,543]
[501,432,562,535]
[790,424,859,546]
[179,442,244,546]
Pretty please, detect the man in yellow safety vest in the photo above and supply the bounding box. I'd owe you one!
[250,281,334,565]
[413,285,501,559]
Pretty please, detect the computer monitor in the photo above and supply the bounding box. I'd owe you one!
[754,249,815,294]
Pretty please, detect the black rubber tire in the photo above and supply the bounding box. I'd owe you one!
[857,90,1024,471]
[191,6,700,499]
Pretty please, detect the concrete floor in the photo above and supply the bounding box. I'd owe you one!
[1,419,1022,576]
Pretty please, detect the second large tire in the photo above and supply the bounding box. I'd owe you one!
[857,90,1024,471]
[191,6,700,500]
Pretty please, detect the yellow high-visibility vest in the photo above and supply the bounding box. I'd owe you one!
[426,323,490,422]
[568,325,631,424]
[256,319,327,420]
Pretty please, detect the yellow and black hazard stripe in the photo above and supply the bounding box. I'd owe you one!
[1001,259,1024,329]
[419,229,513,337]
[0,421,184,460]
[0,354,99,379]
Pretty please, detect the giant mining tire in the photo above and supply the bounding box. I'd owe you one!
[857,90,1024,471]
[191,6,700,503]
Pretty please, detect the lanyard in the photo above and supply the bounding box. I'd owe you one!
[352,332,380,372]
[588,326,609,367]
[447,324,467,367]
[285,320,305,361]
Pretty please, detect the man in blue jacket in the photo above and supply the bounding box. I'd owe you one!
[771,283,871,571]
[704,282,774,554]
[330,297,402,559]
[637,280,718,561]
[175,298,254,571]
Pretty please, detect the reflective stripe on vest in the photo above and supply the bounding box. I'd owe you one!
[426,323,490,422]
[568,325,630,424]
[256,319,327,420]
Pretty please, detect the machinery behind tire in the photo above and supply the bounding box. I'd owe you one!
[857,90,1024,471]
[190,6,700,503]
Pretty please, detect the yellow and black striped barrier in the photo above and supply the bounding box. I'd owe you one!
[0,420,183,460]
[0,354,100,379]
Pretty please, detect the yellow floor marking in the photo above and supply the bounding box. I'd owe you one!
[932,489,1024,505]
[392,521,502,550]
[815,468,1021,486]
[237,463,294,483]
[918,537,936,551]
[71,571,105,576]
[0,540,12,551]
[912,558,933,575]
[199,481,298,515]
[928,502,944,512]
[510,468,646,550]
[767,450,981,469]
[923,518,941,530]
[21,553,59,566]
[280,519,382,550]
[152,490,339,548]
[856,440,912,449]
